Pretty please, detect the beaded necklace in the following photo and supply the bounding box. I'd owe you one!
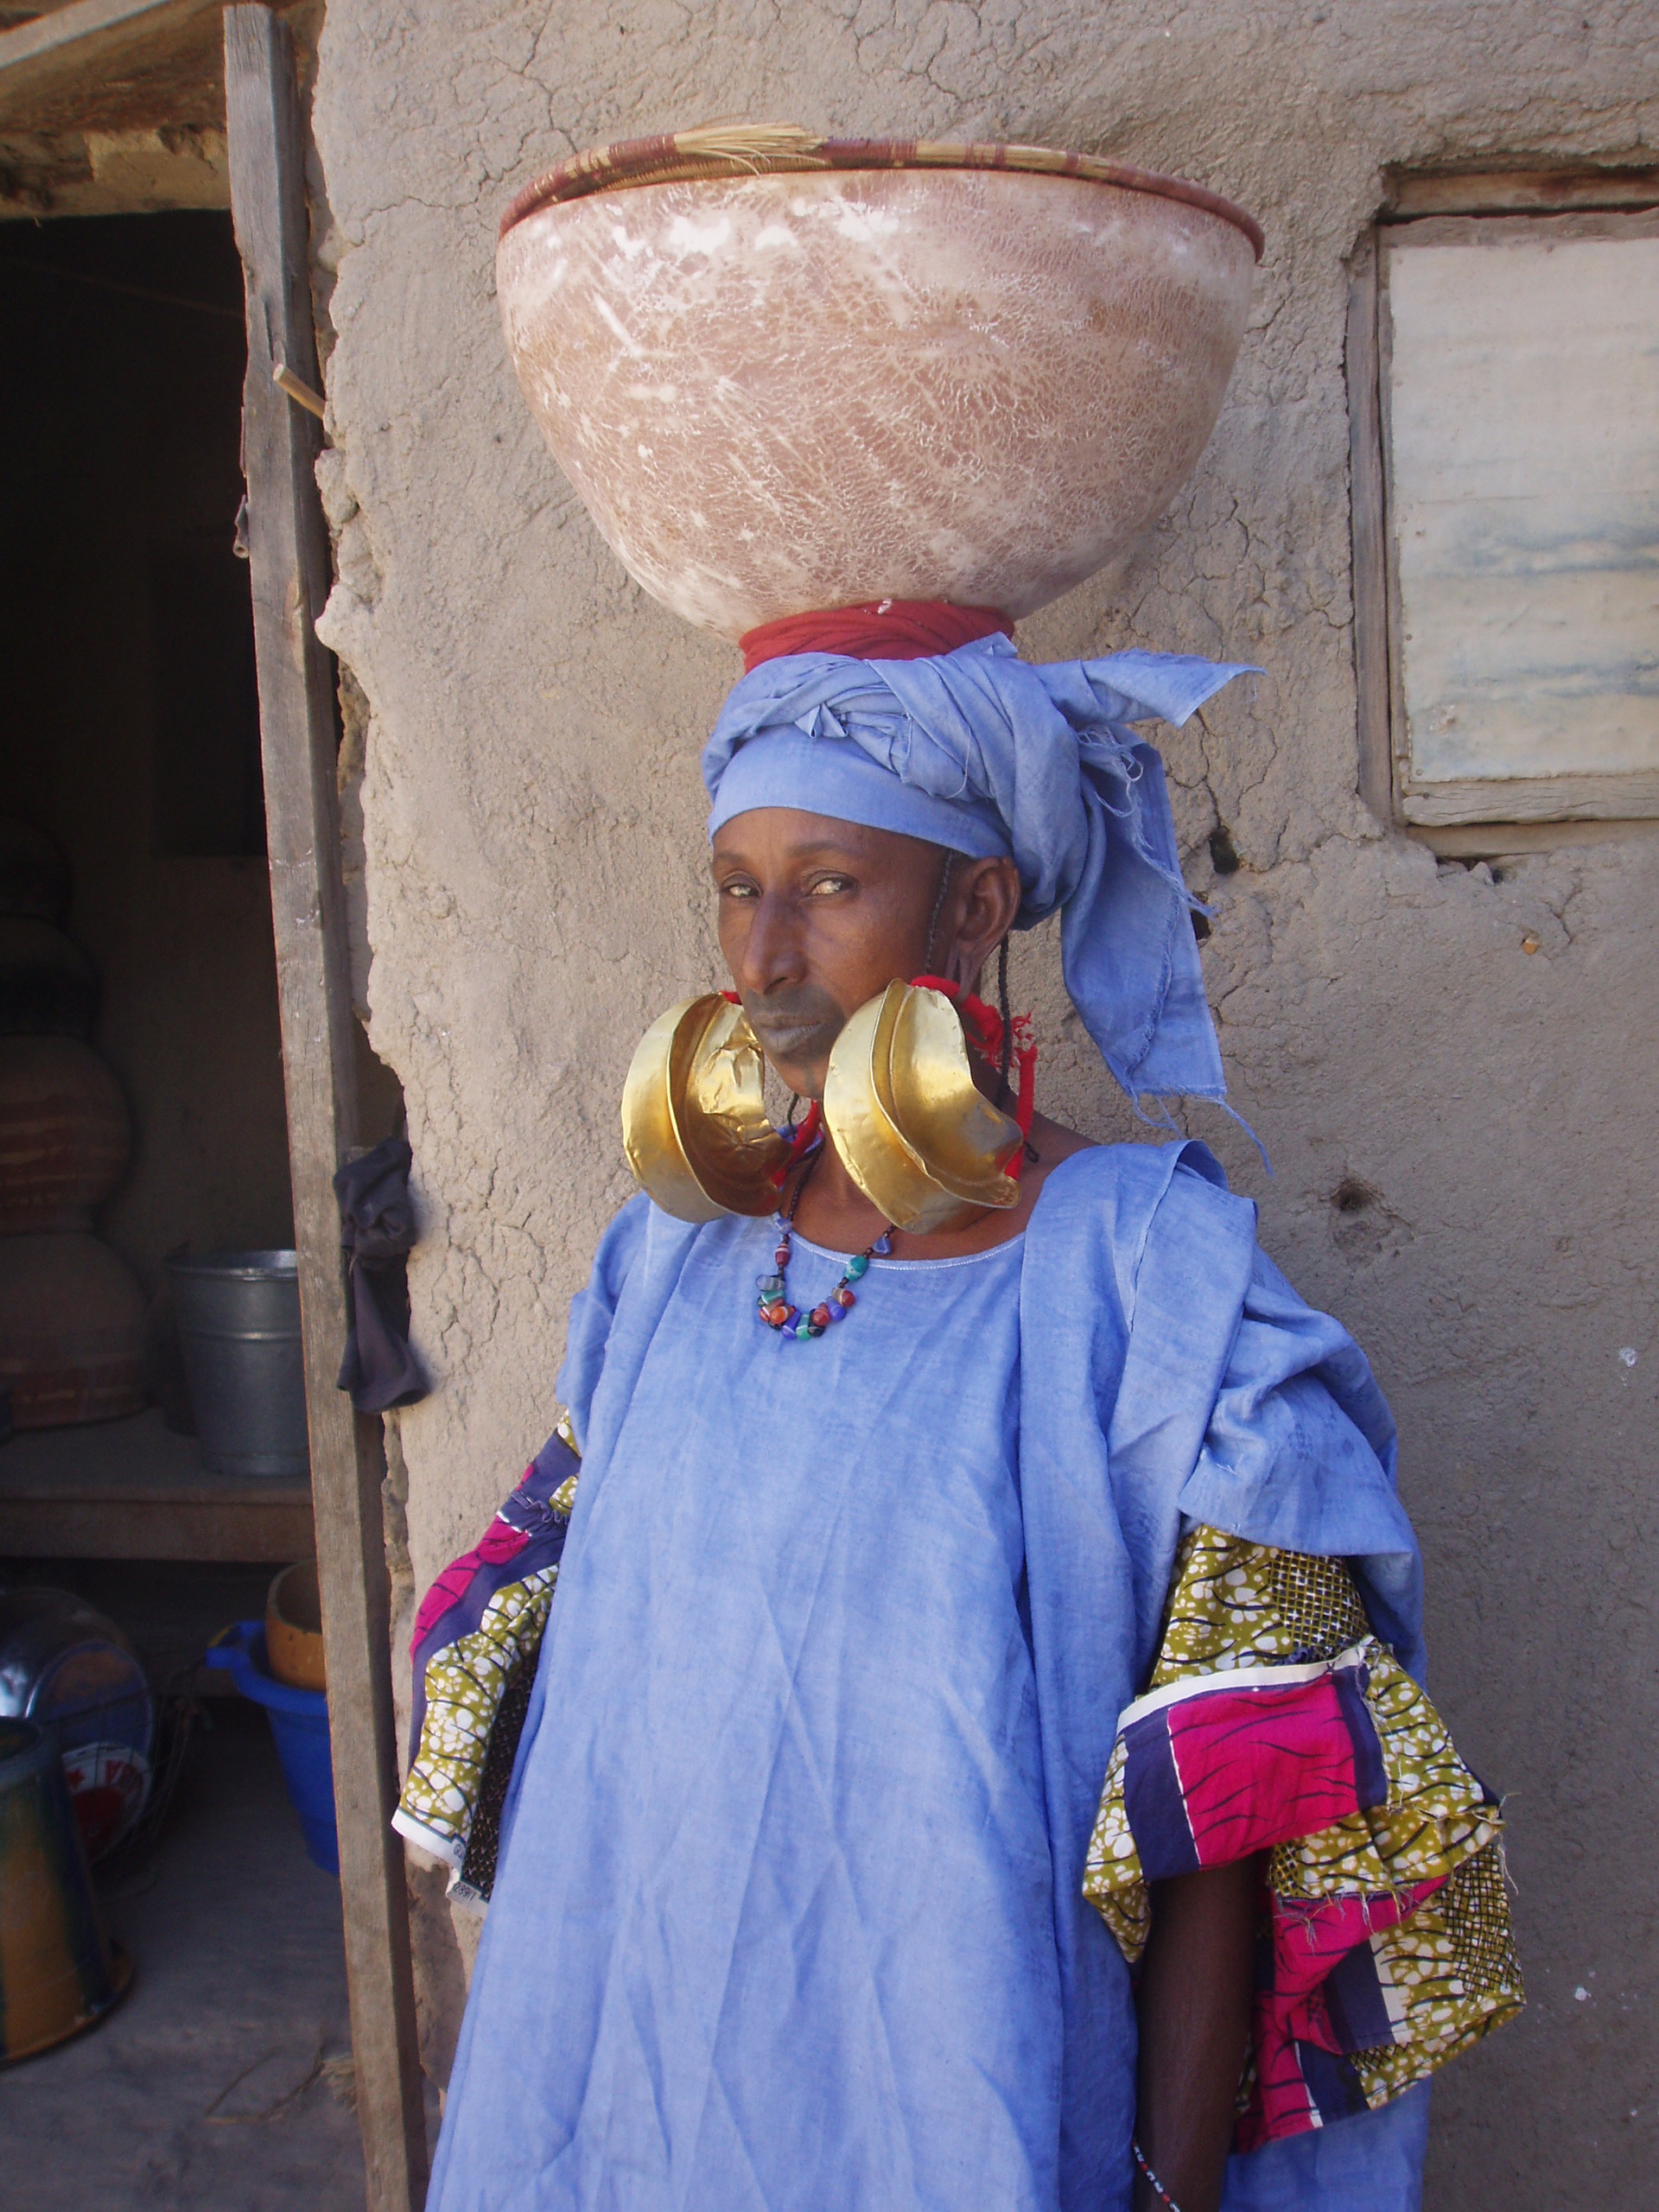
[755,1143,893,1343]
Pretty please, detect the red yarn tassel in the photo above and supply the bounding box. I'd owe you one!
[1010,1015,1037,1141]
[768,1100,823,1189]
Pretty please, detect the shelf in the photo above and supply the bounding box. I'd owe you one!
[0,1409,314,1562]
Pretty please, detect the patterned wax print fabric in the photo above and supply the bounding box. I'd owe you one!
[392,1412,579,1907]
[1085,1528,1522,2148]
[424,1141,1472,2212]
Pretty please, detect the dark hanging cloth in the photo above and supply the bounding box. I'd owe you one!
[334,1136,429,1413]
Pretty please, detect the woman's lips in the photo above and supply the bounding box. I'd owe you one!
[750,1017,826,1058]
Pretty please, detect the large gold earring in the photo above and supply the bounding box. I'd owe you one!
[621,995,793,1219]
[823,981,1024,1235]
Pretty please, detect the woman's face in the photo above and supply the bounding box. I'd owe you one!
[710,808,1019,1098]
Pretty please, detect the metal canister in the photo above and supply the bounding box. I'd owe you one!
[0,1588,155,1860]
[0,1716,130,2063]
[168,1249,309,1478]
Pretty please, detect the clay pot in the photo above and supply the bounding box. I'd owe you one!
[0,918,97,1039]
[0,1037,130,1234]
[498,130,1260,639]
[0,1233,146,1428]
[264,1561,325,1692]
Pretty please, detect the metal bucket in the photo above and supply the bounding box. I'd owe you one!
[168,1250,308,1478]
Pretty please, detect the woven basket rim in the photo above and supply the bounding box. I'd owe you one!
[499,126,1265,260]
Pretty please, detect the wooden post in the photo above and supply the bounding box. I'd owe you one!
[1346,230,1395,830]
[224,10,429,2209]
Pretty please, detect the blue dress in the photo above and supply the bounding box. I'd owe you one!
[428,1142,1429,2212]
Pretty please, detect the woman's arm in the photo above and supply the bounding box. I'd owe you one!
[1133,1857,1259,2212]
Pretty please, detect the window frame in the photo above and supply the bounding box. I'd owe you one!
[1348,168,1659,849]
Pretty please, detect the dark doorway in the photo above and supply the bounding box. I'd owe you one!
[0,203,372,2204]
[0,209,293,1285]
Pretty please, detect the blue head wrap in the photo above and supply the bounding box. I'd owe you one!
[702,633,1257,1106]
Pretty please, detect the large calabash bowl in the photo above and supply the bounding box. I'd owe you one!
[497,133,1262,642]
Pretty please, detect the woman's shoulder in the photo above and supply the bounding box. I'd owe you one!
[585,1188,766,1306]
[1032,1132,1242,1232]
[1024,1135,1256,1323]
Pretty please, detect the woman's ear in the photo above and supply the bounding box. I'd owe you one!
[946,857,1021,988]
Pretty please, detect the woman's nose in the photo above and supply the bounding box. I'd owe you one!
[737,891,806,997]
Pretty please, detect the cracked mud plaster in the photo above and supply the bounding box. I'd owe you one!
[310,3,1659,2196]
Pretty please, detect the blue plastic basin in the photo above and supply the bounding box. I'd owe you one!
[205,1624,337,1876]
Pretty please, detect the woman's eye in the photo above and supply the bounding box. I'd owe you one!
[807,875,853,897]
[718,879,759,900]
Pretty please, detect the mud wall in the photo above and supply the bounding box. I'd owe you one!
[308,3,1659,2196]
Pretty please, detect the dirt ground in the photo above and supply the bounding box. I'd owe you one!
[0,1696,370,2210]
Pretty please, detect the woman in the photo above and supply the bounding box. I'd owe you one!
[401,611,1518,2212]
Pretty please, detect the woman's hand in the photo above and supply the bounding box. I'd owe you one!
[1132,1856,1260,2212]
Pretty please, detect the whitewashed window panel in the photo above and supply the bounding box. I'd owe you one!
[1381,213,1659,824]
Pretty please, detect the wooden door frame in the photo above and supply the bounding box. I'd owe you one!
[224,9,429,2207]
